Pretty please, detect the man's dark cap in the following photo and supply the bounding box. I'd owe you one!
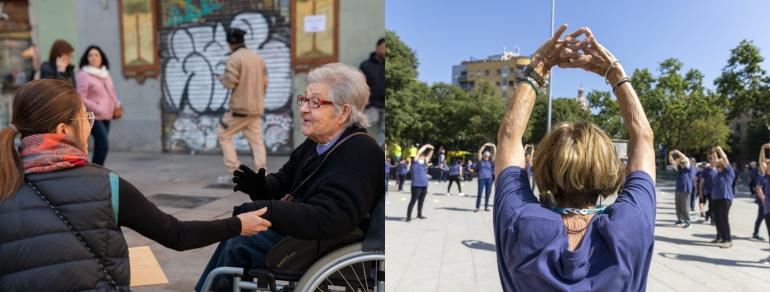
[227,28,246,44]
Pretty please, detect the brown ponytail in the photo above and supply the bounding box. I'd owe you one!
[0,79,82,200]
[0,127,22,200]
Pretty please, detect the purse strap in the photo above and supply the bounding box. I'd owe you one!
[25,180,119,288]
[284,132,371,201]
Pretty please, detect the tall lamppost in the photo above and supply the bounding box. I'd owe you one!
[546,0,555,131]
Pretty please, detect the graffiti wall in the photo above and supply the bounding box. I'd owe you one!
[159,0,293,154]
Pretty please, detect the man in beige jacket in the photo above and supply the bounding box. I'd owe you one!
[217,28,268,182]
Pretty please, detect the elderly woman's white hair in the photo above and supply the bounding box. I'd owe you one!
[307,63,371,128]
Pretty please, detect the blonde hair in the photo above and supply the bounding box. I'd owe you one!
[533,122,624,208]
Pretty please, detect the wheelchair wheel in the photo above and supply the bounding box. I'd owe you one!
[294,243,385,292]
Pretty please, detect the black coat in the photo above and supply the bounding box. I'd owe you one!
[0,166,130,291]
[235,126,385,240]
[359,53,385,109]
[40,61,76,87]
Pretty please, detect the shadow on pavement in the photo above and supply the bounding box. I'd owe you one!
[461,240,496,252]
[385,215,405,221]
[654,235,715,247]
[658,252,770,268]
[691,233,754,241]
[435,207,480,212]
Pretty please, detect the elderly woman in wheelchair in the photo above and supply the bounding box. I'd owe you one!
[196,63,385,292]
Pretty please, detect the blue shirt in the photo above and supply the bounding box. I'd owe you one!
[411,162,429,187]
[702,167,716,195]
[675,165,694,193]
[449,164,462,176]
[493,166,655,292]
[397,162,409,175]
[712,164,735,201]
[477,160,495,180]
[750,168,761,188]
[315,130,345,155]
[762,174,770,214]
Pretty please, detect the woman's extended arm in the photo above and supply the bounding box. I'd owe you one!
[759,143,769,174]
[495,25,583,177]
[118,177,270,251]
[565,28,655,181]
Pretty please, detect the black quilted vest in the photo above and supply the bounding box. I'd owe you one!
[0,165,130,291]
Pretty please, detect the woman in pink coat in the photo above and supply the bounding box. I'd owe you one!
[76,45,119,165]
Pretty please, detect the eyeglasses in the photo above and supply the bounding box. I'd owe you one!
[71,111,96,128]
[297,95,335,109]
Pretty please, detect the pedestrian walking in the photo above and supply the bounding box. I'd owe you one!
[216,28,268,183]
[76,45,121,166]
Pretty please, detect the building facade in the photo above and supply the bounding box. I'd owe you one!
[24,0,383,154]
[451,49,531,99]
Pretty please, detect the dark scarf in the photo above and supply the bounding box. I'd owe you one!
[19,133,88,174]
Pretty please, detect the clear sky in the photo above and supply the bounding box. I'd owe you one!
[386,0,770,99]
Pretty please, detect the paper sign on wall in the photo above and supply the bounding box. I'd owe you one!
[304,15,326,33]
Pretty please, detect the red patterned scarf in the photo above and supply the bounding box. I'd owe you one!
[20,134,88,174]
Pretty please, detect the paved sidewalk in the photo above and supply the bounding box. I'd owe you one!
[385,176,770,292]
[104,152,289,292]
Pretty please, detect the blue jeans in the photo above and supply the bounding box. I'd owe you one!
[476,178,493,209]
[91,120,110,165]
[195,230,284,291]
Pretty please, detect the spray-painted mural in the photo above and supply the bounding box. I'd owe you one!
[159,0,293,154]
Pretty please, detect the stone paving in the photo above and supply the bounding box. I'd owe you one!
[385,174,770,292]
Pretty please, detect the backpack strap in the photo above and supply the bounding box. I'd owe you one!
[109,172,120,224]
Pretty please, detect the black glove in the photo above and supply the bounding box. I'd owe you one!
[232,165,267,200]
[232,202,259,216]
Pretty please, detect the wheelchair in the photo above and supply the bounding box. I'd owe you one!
[200,199,385,292]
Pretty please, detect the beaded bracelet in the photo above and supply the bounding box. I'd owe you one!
[604,59,621,84]
[516,76,541,96]
[612,77,631,92]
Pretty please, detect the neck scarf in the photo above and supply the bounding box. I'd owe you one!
[83,65,110,79]
[20,134,88,174]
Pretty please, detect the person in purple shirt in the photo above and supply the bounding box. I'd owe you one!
[668,149,693,228]
[406,144,433,222]
[709,146,734,248]
[475,143,496,212]
[447,160,464,195]
[748,161,765,240]
[700,162,717,223]
[493,25,656,291]
[695,163,706,218]
[396,158,410,191]
[756,145,770,264]
[689,158,698,212]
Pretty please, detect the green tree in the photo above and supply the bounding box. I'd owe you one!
[715,40,770,160]
[587,90,627,139]
[385,30,420,145]
[525,95,592,144]
[715,40,770,123]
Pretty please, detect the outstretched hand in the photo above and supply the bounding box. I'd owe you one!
[236,207,272,236]
[233,165,267,200]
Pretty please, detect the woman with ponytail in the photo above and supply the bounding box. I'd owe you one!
[0,80,272,291]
